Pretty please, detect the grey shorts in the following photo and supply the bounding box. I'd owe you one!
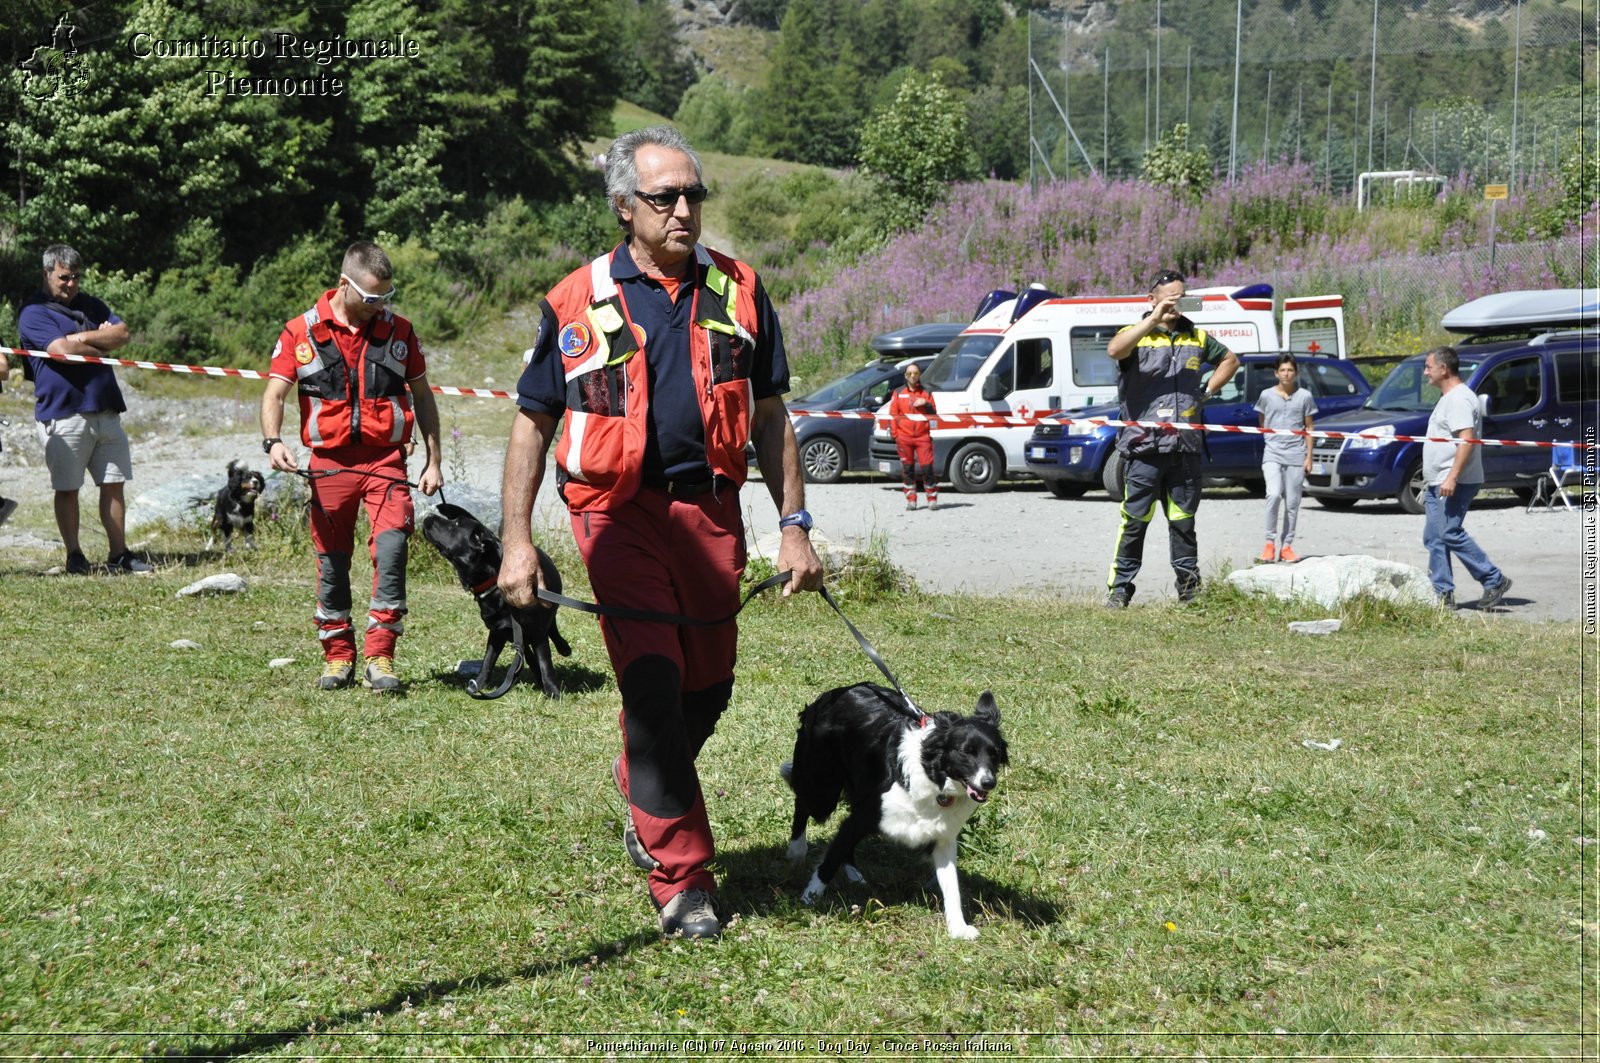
[39,411,133,491]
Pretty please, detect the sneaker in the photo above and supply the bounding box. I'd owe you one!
[1278,545,1300,564]
[1105,586,1133,609]
[0,497,16,527]
[1437,591,1456,609]
[1255,542,1276,564]
[1478,576,1513,610]
[905,499,917,511]
[927,498,938,510]
[657,888,720,940]
[64,550,91,575]
[108,550,153,574]
[613,756,661,871]
[362,656,400,692]
[317,660,355,690]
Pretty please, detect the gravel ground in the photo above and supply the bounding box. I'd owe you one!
[0,387,1589,624]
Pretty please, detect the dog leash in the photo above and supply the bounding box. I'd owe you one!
[496,570,927,724]
[817,586,928,726]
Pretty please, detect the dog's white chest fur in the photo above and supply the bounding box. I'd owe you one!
[877,722,975,848]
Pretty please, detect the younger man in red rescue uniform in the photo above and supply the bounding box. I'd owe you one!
[261,242,443,691]
[887,362,938,510]
[499,126,823,940]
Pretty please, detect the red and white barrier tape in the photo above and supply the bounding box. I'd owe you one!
[3,346,1585,450]
[0,345,516,400]
[847,409,1586,451]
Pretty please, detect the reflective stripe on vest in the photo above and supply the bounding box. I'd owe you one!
[551,245,759,508]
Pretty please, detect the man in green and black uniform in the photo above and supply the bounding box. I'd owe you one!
[1104,269,1240,608]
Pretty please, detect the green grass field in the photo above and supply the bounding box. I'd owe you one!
[0,520,1591,1059]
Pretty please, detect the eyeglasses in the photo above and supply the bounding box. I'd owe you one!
[632,185,708,209]
[343,274,397,304]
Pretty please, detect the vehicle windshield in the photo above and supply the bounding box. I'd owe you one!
[923,334,1002,391]
[794,363,890,406]
[1364,355,1483,412]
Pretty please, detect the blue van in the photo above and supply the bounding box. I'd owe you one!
[1025,354,1372,498]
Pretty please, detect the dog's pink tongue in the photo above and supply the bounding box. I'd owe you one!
[966,784,987,802]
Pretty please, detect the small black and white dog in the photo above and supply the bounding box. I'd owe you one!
[420,502,570,699]
[783,683,1009,939]
[209,460,266,551]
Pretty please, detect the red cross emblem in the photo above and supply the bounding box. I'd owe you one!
[1306,340,1322,353]
[1016,403,1033,421]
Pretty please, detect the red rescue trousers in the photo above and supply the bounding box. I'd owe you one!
[896,435,937,502]
[570,484,745,907]
[307,445,414,662]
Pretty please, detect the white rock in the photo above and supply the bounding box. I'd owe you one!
[176,573,248,597]
[1227,555,1435,609]
[1301,738,1343,752]
[1288,618,1343,635]
[268,657,296,668]
[169,639,202,650]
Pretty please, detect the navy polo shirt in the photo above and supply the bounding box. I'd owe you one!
[17,292,127,422]
[516,241,789,481]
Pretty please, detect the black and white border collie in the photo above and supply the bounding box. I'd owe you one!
[782,683,1009,939]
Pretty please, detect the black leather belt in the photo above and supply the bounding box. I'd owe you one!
[641,473,733,498]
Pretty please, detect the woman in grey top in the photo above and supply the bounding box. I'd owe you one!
[1253,354,1318,563]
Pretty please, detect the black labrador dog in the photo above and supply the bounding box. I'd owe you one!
[421,503,570,699]
[209,460,266,552]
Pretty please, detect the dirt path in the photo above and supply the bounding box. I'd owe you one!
[0,387,1588,624]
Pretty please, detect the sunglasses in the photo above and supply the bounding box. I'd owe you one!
[632,184,708,209]
[343,274,397,304]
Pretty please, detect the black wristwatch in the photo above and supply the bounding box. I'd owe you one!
[262,437,282,455]
[778,509,813,532]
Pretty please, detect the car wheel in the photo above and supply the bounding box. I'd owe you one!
[949,441,1003,494]
[1314,496,1359,510]
[800,436,845,484]
[1101,451,1126,499]
[1397,457,1427,515]
[1045,478,1089,499]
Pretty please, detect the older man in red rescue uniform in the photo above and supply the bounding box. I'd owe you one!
[499,126,824,940]
[261,241,443,692]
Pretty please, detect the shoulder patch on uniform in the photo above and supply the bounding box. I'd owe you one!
[392,340,408,360]
[631,322,647,349]
[558,322,592,359]
[295,341,314,365]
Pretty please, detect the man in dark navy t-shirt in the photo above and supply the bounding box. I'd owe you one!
[500,126,823,942]
[17,244,149,574]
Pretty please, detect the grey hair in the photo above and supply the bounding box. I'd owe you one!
[1425,344,1461,377]
[604,125,703,226]
[42,244,82,272]
[340,240,393,283]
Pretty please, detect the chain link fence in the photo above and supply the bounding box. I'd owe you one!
[1026,0,1593,192]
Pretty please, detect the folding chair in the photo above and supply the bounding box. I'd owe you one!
[1527,442,1582,512]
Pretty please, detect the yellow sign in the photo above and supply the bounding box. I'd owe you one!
[1484,184,1509,200]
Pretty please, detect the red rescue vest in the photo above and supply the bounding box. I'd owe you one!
[549,245,761,512]
[888,385,936,440]
[286,303,416,450]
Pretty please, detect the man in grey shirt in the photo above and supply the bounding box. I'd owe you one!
[1420,345,1512,609]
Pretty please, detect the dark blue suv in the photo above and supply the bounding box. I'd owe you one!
[1025,354,1372,498]
[1305,333,1597,513]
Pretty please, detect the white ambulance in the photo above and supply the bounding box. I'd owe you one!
[869,283,1347,492]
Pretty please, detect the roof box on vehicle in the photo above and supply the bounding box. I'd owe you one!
[869,321,966,357]
[1441,288,1600,334]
